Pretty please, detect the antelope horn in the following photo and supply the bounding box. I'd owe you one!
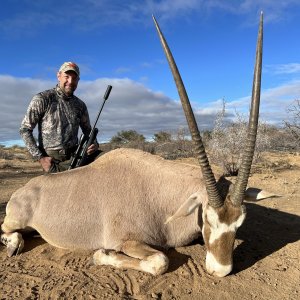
[152,15,223,208]
[231,12,264,206]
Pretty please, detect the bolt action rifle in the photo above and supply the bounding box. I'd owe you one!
[69,85,112,169]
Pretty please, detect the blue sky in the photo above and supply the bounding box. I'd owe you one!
[0,0,300,146]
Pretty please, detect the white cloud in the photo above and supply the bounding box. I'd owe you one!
[218,79,300,125]
[0,75,187,144]
[265,63,300,75]
[0,74,298,146]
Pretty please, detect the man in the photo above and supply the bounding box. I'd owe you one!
[20,62,99,172]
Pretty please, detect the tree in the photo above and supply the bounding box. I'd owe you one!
[153,131,172,143]
[284,99,300,146]
[110,130,145,144]
[208,100,271,175]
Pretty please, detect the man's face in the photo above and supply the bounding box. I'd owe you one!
[57,71,79,96]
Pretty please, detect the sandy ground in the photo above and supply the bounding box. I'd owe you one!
[0,151,299,299]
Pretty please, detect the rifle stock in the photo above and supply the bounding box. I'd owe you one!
[69,85,112,169]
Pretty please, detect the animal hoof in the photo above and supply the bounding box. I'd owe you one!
[8,238,24,257]
[1,233,24,257]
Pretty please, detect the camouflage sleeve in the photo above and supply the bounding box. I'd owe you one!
[19,94,47,160]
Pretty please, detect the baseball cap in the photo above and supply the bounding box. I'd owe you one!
[59,62,80,77]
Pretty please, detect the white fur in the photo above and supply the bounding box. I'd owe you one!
[205,251,232,277]
[93,249,122,268]
[140,253,169,276]
[206,206,246,244]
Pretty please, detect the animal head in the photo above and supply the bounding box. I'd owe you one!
[153,12,263,277]
[202,198,246,277]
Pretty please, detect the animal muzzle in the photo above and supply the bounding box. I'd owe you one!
[205,251,233,277]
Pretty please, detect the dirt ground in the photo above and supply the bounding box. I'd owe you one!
[0,150,299,300]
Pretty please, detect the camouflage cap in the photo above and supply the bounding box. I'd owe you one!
[59,62,80,77]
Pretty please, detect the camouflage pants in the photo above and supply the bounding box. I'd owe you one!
[46,149,102,173]
[45,150,71,173]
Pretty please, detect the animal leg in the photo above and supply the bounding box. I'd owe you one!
[93,241,169,275]
[121,240,169,275]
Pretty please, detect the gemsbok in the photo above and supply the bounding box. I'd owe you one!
[1,14,269,277]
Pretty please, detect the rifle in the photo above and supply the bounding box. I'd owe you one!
[68,85,112,169]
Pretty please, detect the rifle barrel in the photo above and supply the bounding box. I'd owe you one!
[68,85,112,170]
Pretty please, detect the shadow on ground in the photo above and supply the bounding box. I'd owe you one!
[233,202,300,273]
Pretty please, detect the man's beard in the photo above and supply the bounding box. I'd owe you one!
[62,85,75,96]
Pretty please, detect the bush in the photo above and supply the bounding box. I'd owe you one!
[0,148,14,160]
[0,145,29,160]
[208,101,272,175]
[110,130,145,144]
[284,99,300,148]
[153,131,172,143]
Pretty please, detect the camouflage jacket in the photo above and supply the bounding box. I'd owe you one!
[20,85,92,160]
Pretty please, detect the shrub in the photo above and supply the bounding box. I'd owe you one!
[208,101,271,175]
[284,99,300,148]
[153,131,172,143]
[110,130,145,144]
[0,148,14,160]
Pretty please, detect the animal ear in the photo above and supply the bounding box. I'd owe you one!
[244,187,279,202]
[165,193,201,224]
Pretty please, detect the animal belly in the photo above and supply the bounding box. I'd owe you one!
[32,220,102,250]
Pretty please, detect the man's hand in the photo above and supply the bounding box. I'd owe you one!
[87,143,99,155]
[39,157,53,172]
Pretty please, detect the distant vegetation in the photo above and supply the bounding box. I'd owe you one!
[100,123,298,176]
[284,99,300,147]
[0,144,30,161]
[101,99,299,175]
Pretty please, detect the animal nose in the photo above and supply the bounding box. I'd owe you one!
[208,267,232,277]
[205,252,232,277]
